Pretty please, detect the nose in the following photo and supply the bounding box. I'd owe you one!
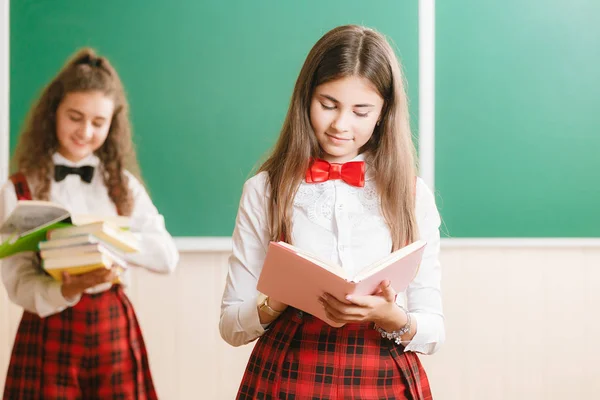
[77,122,94,141]
[330,111,350,133]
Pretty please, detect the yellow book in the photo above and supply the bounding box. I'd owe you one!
[42,252,127,283]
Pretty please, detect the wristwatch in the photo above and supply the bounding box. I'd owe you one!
[257,293,283,317]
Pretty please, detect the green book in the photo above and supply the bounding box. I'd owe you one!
[0,200,131,259]
[0,222,72,259]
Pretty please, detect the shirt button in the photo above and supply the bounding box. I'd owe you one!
[337,204,344,211]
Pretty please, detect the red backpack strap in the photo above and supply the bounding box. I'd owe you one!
[10,173,45,269]
[9,172,33,201]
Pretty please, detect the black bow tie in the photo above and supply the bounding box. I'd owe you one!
[54,165,95,183]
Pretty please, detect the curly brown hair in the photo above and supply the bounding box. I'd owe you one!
[11,47,141,215]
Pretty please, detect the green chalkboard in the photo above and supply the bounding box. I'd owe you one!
[10,0,419,236]
[436,0,600,237]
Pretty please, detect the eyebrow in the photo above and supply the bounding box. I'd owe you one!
[66,108,107,120]
[319,94,375,108]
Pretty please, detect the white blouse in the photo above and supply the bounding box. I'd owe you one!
[0,152,179,318]
[220,154,445,354]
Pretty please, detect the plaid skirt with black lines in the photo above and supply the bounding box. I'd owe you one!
[238,307,432,399]
[3,285,157,400]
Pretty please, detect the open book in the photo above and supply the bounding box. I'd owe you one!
[0,200,130,258]
[256,240,426,327]
[0,200,130,237]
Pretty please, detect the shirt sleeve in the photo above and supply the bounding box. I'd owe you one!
[123,172,179,273]
[219,173,271,347]
[0,181,81,317]
[402,178,446,354]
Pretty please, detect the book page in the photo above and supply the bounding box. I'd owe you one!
[71,214,132,229]
[351,240,426,282]
[277,241,347,278]
[0,201,70,236]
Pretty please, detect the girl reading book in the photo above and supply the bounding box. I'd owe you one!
[0,48,179,399]
[220,25,444,399]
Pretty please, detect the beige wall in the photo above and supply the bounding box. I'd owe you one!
[1,246,599,399]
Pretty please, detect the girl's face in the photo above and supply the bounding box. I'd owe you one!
[55,91,115,162]
[310,75,384,163]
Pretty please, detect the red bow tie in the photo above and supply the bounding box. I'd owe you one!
[305,158,365,187]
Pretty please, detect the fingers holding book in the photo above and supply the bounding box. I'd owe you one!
[60,266,119,300]
[319,280,398,325]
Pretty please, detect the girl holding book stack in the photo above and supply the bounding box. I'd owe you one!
[0,48,179,399]
[220,25,444,399]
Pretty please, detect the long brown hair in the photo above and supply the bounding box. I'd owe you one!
[259,25,418,250]
[11,47,140,215]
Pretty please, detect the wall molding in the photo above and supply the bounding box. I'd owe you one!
[173,237,600,253]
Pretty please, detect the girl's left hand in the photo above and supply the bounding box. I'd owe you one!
[320,280,397,325]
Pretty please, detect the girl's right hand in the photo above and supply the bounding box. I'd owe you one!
[60,267,117,300]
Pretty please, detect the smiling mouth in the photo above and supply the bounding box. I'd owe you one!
[71,138,90,146]
[326,133,352,141]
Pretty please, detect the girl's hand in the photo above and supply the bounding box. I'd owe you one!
[320,280,400,326]
[60,267,117,300]
[267,297,288,313]
[257,296,289,324]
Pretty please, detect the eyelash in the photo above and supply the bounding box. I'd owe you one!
[320,103,369,118]
[69,116,103,127]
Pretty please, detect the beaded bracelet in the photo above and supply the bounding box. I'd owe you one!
[373,306,411,345]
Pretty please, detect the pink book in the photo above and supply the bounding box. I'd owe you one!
[256,240,426,327]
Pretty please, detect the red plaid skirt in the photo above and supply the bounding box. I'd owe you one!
[238,308,432,399]
[3,285,157,400]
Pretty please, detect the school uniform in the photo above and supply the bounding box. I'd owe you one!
[220,154,444,399]
[1,152,179,399]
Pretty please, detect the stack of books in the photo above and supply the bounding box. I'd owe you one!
[39,221,139,281]
[0,200,139,281]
